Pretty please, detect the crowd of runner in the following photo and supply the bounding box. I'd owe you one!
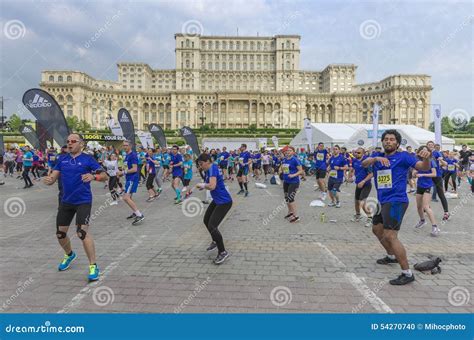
[1,130,473,285]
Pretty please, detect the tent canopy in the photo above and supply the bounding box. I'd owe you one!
[290,123,456,150]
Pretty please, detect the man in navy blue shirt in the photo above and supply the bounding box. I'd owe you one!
[350,147,373,227]
[237,144,252,197]
[327,145,349,208]
[362,130,431,285]
[117,140,145,225]
[170,145,184,204]
[44,134,108,282]
[427,141,449,221]
[314,142,329,200]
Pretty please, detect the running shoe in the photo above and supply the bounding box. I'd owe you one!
[351,214,362,222]
[364,217,373,228]
[335,202,341,208]
[110,200,118,206]
[146,196,155,202]
[284,213,294,220]
[58,251,77,271]
[157,187,163,194]
[244,191,249,197]
[327,202,336,207]
[389,273,415,285]
[237,189,244,195]
[174,199,183,205]
[289,216,300,223]
[126,213,136,219]
[132,215,145,225]
[88,264,100,282]
[206,241,217,252]
[214,251,229,265]
[442,212,450,221]
[320,192,327,200]
[414,220,426,229]
[376,256,398,265]
[431,226,440,237]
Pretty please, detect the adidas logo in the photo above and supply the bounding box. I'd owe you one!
[22,127,32,133]
[120,112,130,123]
[181,128,192,136]
[150,125,159,132]
[28,94,52,108]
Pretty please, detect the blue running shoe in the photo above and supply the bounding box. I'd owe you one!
[88,264,100,282]
[58,251,77,271]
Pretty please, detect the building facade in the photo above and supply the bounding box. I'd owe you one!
[40,34,432,130]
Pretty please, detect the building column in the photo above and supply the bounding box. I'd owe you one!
[225,100,229,128]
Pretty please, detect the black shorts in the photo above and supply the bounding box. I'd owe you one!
[57,203,92,226]
[254,164,261,170]
[183,178,191,186]
[355,182,372,201]
[416,186,431,195]
[328,177,342,192]
[372,202,409,231]
[172,175,183,182]
[219,163,227,170]
[237,167,249,177]
[163,165,170,170]
[315,169,327,179]
[283,182,299,203]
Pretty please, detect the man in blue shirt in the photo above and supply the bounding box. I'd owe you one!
[44,133,108,282]
[314,142,329,200]
[281,146,304,223]
[219,146,230,180]
[118,140,145,225]
[350,147,373,227]
[362,129,431,285]
[237,144,252,197]
[427,141,449,220]
[22,146,34,189]
[327,145,349,208]
[170,145,184,204]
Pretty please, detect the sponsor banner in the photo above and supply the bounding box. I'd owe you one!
[19,125,40,149]
[117,108,135,150]
[180,126,200,156]
[82,134,126,142]
[304,118,313,152]
[433,104,442,145]
[148,123,167,148]
[372,104,380,148]
[271,135,279,149]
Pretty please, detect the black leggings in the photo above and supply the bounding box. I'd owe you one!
[203,201,232,253]
[138,164,146,182]
[444,172,456,191]
[432,177,449,213]
[108,176,119,200]
[146,173,156,190]
[22,166,33,186]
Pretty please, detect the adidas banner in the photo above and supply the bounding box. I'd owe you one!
[304,118,313,152]
[107,117,124,137]
[36,121,53,150]
[148,123,167,148]
[22,88,71,146]
[0,134,4,155]
[136,131,153,149]
[179,126,200,156]
[117,108,135,150]
[19,125,41,149]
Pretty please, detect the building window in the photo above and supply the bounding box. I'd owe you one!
[58,75,63,82]
[67,75,72,82]
[49,75,54,82]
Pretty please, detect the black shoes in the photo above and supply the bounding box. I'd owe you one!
[376,256,398,265]
[389,273,415,285]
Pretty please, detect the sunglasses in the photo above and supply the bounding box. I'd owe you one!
[66,139,79,144]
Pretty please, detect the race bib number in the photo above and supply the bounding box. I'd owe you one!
[50,156,56,161]
[282,164,290,174]
[329,170,337,178]
[239,158,244,164]
[448,164,455,171]
[316,153,324,161]
[220,156,224,161]
[377,169,392,189]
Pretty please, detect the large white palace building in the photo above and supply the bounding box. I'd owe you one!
[40,34,432,130]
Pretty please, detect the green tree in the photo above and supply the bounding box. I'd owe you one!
[6,113,22,132]
[77,119,91,131]
[66,116,79,131]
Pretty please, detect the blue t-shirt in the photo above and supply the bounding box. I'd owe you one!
[328,154,348,182]
[146,156,156,175]
[445,158,458,174]
[219,152,230,166]
[239,151,251,169]
[162,153,170,166]
[253,153,261,165]
[314,149,328,170]
[23,151,33,167]
[183,159,193,180]
[281,156,301,184]
[53,153,102,205]
[432,150,443,177]
[373,151,418,204]
[206,164,232,205]
[137,151,146,166]
[125,151,139,182]
[171,153,183,177]
[153,153,162,168]
[352,157,372,185]
[417,169,434,189]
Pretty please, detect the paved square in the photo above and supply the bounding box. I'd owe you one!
[0,176,472,313]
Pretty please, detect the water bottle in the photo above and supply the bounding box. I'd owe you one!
[320,212,326,223]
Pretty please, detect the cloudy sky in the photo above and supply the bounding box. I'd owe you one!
[1,0,472,122]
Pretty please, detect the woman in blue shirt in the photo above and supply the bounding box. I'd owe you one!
[196,153,233,265]
[280,146,304,223]
[443,152,459,194]
[413,146,439,236]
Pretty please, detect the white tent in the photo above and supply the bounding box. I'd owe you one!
[290,123,456,150]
